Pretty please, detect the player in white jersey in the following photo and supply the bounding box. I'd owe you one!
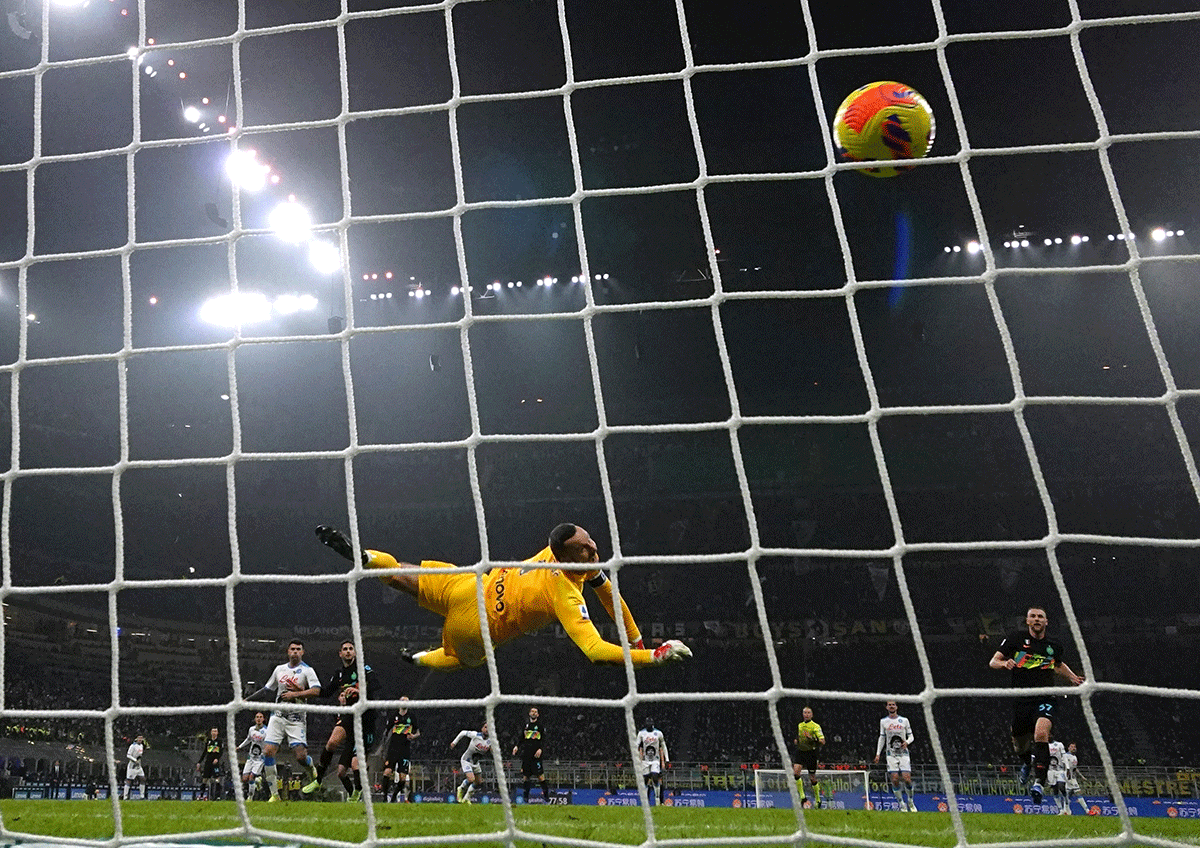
[248,639,322,802]
[1048,739,1068,813]
[1063,742,1089,815]
[451,723,491,804]
[123,735,146,800]
[874,701,916,812]
[236,711,269,800]
[637,718,670,806]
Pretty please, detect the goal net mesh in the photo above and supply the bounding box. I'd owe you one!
[1,0,1198,845]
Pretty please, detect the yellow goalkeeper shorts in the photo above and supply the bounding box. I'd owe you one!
[417,560,487,667]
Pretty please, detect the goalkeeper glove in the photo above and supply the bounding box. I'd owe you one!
[315,525,369,566]
[651,640,692,664]
[633,638,644,650]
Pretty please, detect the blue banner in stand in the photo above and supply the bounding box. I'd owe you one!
[921,793,1200,818]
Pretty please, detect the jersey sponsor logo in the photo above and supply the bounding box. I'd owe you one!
[1012,650,1057,669]
[579,604,590,621]
[493,569,508,613]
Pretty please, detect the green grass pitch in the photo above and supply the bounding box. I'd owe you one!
[0,800,1196,847]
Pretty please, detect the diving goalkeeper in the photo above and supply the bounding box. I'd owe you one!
[315,522,692,671]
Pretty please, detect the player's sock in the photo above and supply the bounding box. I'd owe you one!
[905,781,914,803]
[892,785,905,808]
[465,783,475,801]
[1032,742,1050,786]
[1018,752,1032,785]
[813,782,822,808]
[340,774,354,795]
[380,773,391,799]
[523,777,531,803]
[123,783,130,800]
[352,769,362,793]
[1076,795,1088,814]
[316,747,334,781]
[541,778,552,799]
[264,760,279,797]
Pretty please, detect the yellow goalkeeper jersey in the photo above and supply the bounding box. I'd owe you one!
[483,546,652,666]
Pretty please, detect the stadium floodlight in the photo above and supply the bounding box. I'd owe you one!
[126,46,139,59]
[298,294,317,311]
[951,245,961,253]
[268,200,312,244]
[308,240,341,275]
[571,275,579,282]
[1043,238,1052,245]
[1151,227,1167,242]
[1177,230,1186,236]
[183,106,201,123]
[414,289,425,299]
[224,149,269,192]
[144,66,154,75]
[273,294,301,315]
[199,292,272,327]
[943,246,951,253]
[1020,239,1029,247]
[1053,237,1063,244]
[53,0,88,7]
[451,286,460,295]
[1108,234,1115,241]
[1070,234,1082,245]
[603,273,610,280]
[966,241,980,255]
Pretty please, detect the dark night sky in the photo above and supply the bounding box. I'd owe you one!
[0,0,1199,623]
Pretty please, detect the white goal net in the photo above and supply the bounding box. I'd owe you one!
[1,0,1199,847]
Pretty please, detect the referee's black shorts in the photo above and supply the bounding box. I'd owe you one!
[1011,696,1057,738]
[521,757,543,778]
[794,748,819,774]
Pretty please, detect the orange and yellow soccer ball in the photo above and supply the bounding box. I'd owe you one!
[832,81,935,177]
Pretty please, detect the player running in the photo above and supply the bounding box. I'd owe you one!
[451,723,491,804]
[1063,742,1090,814]
[248,639,322,802]
[989,606,1084,805]
[874,701,916,812]
[636,718,669,806]
[236,712,268,800]
[381,697,420,802]
[314,523,692,671]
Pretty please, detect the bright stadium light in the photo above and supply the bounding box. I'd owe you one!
[268,200,312,244]
[1070,234,1082,245]
[1020,239,1029,247]
[952,245,961,253]
[126,46,139,59]
[308,240,341,275]
[943,246,951,253]
[966,241,980,255]
[53,0,88,7]
[451,286,460,295]
[1044,238,1052,246]
[1151,227,1167,242]
[273,294,301,315]
[183,105,201,123]
[199,292,272,327]
[1107,234,1115,241]
[225,149,270,192]
[1053,237,1063,244]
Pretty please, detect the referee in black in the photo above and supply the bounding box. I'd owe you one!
[512,707,553,803]
[989,606,1084,805]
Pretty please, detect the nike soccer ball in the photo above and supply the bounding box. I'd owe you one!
[832,81,935,177]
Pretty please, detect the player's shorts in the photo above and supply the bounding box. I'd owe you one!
[640,758,662,777]
[460,756,478,775]
[1065,778,1080,792]
[886,753,912,774]
[1011,696,1056,738]
[417,560,487,668]
[521,757,544,778]
[242,757,265,777]
[338,720,376,769]
[794,748,819,774]
[201,762,220,780]
[265,712,308,748]
[384,756,412,775]
[1049,769,1065,787]
[126,763,144,781]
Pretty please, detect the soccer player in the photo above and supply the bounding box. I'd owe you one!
[793,706,825,809]
[636,718,669,805]
[236,711,268,800]
[989,606,1084,806]
[1048,738,1068,813]
[451,722,491,804]
[314,523,692,670]
[302,640,378,801]
[381,697,420,803]
[248,639,322,802]
[513,707,553,803]
[195,728,222,801]
[1063,742,1089,815]
[123,735,146,800]
[874,701,916,812]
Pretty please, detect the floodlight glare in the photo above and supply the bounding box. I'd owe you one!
[268,200,312,244]
[225,149,269,192]
[308,240,341,275]
[183,106,201,123]
[274,294,301,315]
[298,295,317,311]
[1044,238,1052,246]
[1107,234,1115,241]
[1053,237,1063,244]
[126,46,139,59]
[952,246,961,253]
[1151,227,1167,242]
[966,241,981,255]
[199,292,272,327]
[1070,234,1082,245]
[451,286,460,295]
[1020,239,1029,247]
[53,0,88,7]
[943,247,951,253]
